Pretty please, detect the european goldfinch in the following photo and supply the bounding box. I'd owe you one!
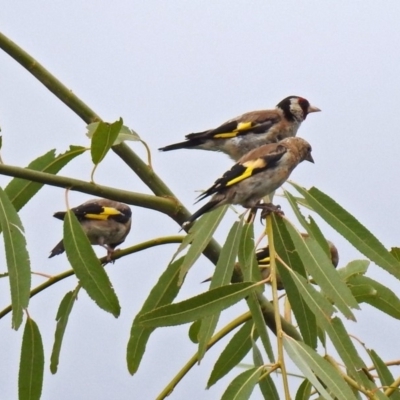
[184,137,314,225]
[49,198,132,259]
[256,238,339,289]
[203,239,339,289]
[159,96,320,161]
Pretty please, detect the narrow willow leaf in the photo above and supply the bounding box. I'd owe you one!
[284,218,358,320]
[221,367,262,400]
[349,283,376,299]
[368,349,400,400]
[139,282,258,327]
[272,215,317,348]
[90,118,123,165]
[295,379,312,400]
[285,190,330,256]
[238,222,260,282]
[207,320,256,388]
[291,184,400,281]
[198,220,245,360]
[63,211,120,317]
[337,260,369,281]
[283,336,358,400]
[87,123,140,145]
[5,146,86,215]
[251,338,279,400]
[19,317,44,400]
[178,206,228,284]
[326,318,372,388]
[127,257,184,374]
[50,286,81,374]
[188,319,201,343]
[258,374,279,400]
[251,337,263,366]
[0,188,30,329]
[348,275,400,319]
[390,247,400,262]
[246,294,274,362]
[126,258,183,375]
[286,269,336,322]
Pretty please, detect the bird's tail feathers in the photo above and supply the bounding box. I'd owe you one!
[53,211,66,220]
[184,200,221,226]
[159,140,198,152]
[49,240,65,258]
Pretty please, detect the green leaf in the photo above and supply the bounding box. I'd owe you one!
[4,147,86,217]
[291,184,400,281]
[238,222,260,282]
[19,317,44,400]
[63,211,120,317]
[368,349,400,400]
[250,337,279,400]
[0,188,30,329]
[295,379,312,400]
[139,282,259,327]
[284,190,330,256]
[390,247,400,262]
[246,294,274,362]
[127,257,184,374]
[188,319,201,343]
[207,320,256,388]
[283,336,358,400]
[258,374,279,400]
[198,220,245,360]
[221,367,262,400]
[87,123,141,145]
[50,286,81,374]
[178,206,228,284]
[284,218,358,320]
[285,269,336,322]
[90,118,123,165]
[348,275,400,319]
[326,317,372,388]
[272,215,317,348]
[337,260,369,281]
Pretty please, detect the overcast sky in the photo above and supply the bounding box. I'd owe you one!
[1,2,400,399]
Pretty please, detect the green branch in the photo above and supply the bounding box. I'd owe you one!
[156,312,252,400]
[0,235,185,320]
[0,163,176,215]
[0,31,101,124]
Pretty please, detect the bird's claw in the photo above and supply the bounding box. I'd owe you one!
[259,203,284,221]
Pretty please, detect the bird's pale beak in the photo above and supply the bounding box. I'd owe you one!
[308,105,321,113]
[306,154,315,163]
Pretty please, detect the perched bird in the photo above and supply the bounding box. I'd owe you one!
[255,239,339,289]
[159,96,320,161]
[184,137,314,225]
[203,238,339,290]
[49,198,132,260]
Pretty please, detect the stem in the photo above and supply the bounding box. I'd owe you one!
[0,163,177,215]
[266,214,291,399]
[0,32,101,124]
[384,374,400,398]
[0,29,222,265]
[325,355,375,399]
[156,312,252,400]
[0,235,185,320]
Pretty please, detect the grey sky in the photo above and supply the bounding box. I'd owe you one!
[1,2,400,399]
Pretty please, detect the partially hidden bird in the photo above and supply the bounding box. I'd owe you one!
[49,198,132,260]
[203,238,339,289]
[159,96,320,161]
[184,136,314,226]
